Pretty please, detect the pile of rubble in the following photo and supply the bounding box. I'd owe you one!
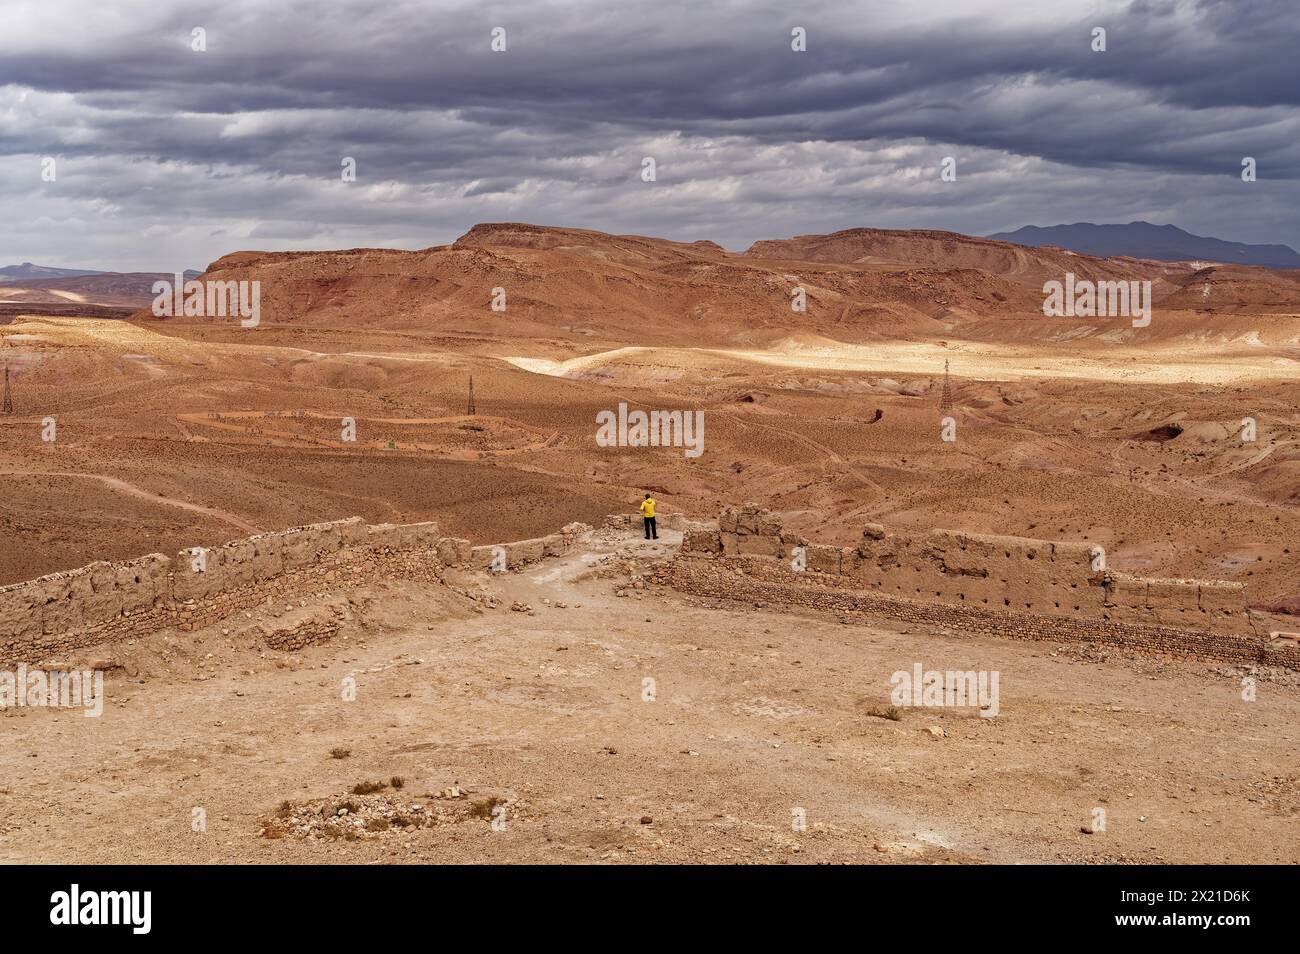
[260,782,523,840]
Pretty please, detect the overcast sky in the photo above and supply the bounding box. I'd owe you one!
[2,0,1297,272]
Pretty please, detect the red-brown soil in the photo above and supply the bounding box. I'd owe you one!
[3,221,1299,865]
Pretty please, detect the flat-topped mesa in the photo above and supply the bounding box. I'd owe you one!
[0,518,593,666]
[670,506,1286,667]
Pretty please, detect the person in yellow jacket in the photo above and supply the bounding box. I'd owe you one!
[639,493,657,540]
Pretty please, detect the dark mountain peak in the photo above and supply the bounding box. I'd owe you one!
[987,223,1300,269]
[0,262,105,281]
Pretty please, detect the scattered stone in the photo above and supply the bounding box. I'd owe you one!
[261,788,523,840]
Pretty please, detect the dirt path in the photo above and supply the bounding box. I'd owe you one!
[1106,441,1295,516]
[0,470,262,534]
[176,410,558,459]
[713,408,887,494]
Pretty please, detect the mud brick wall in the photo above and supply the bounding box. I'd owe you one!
[468,522,592,570]
[603,512,706,533]
[669,505,1282,668]
[0,516,569,666]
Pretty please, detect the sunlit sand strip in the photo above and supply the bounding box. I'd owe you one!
[14,317,1293,385]
[504,340,1297,385]
[501,347,653,376]
[714,341,1295,384]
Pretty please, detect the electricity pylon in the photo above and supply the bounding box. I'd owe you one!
[938,360,954,415]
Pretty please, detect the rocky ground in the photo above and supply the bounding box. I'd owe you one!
[2,528,1296,865]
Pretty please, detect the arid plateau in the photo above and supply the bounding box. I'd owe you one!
[2,223,1297,864]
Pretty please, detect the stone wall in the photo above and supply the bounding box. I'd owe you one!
[667,505,1294,669]
[0,518,586,666]
[469,522,592,570]
[603,512,704,533]
[255,604,350,652]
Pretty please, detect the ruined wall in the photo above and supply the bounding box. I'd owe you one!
[668,505,1291,669]
[256,604,351,652]
[0,517,585,666]
[603,512,702,533]
[468,522,593,570]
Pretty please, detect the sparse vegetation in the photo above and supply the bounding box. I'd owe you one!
[469,796,506,820]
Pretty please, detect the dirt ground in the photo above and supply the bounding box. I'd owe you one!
[2,315,1298,613]
[2,528,1296,865]
[2,223,1299,866]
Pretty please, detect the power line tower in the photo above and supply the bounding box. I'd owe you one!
[466,375,476,416]
[2,364,12,415]
[938,359,954,416]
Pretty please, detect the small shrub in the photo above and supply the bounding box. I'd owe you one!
[469,796,506,820]
[260,819,288,839]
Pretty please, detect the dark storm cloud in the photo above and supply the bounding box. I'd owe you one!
[2,0,1297,270]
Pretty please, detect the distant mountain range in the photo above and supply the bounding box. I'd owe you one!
[121,221,1295,340]
[987,222,1300,269]
[0,262,105,281]
[0,263,201,283]
[0,265,205,314]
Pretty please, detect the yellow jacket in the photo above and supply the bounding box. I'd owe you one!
[639,498,656,517]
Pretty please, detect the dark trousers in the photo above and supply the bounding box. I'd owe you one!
[643,516,657,539]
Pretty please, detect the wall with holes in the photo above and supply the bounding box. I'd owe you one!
[0,514,607,666]
[684,505,1254,638]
